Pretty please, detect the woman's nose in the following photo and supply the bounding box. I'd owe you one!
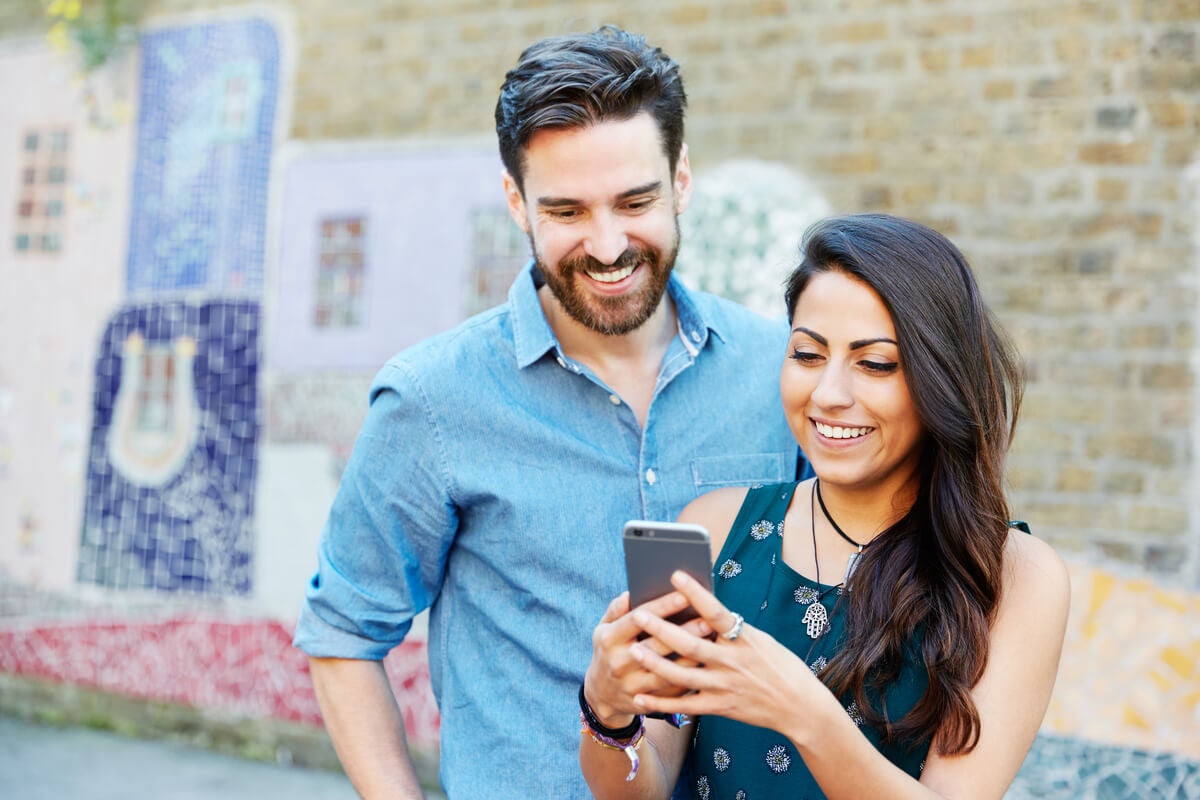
[811,365,853,410]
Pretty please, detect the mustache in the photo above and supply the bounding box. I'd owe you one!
[562,245,654,275]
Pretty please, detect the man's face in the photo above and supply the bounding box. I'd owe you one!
[503,112,692,336]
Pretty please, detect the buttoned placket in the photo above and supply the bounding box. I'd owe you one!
[550,325,701,521]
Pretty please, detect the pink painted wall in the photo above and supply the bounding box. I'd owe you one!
[0,38,135,592]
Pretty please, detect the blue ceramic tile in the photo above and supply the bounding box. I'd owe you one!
[125,18,279,295]
[1009,734,1200,799]
[77,301,260,595]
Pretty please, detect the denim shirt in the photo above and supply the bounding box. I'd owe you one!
[294,265,802,798]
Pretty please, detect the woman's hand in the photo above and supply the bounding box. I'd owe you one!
[626,571,833,738]
[583,589,712,727]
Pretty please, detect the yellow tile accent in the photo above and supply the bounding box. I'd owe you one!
[1160,646,1195,680]
[1151,589,1188,613]
[1122,704,1149,730]
[1082,570,1116,637]
[1148,670,1172,692]
[1047,561,1200,757]
[1124,579,1150,594]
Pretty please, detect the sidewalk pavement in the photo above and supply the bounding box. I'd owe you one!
[0,715,360,799]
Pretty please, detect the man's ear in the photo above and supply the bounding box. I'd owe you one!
[673,143,693,215]
[502,170,529,233]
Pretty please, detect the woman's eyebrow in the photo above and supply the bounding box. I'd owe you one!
[849,336,898,350]
[792,328,898,350]
[792,326,826,346]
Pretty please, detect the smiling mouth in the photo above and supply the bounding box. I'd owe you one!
[814,421,873,440]
[585,264,637,283]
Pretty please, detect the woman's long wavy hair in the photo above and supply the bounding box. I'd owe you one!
[784,214,1024,755]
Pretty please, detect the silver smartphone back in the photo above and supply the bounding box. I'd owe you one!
[623,520,713,624]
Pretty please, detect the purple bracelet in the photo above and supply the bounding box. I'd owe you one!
[580,711,646,782]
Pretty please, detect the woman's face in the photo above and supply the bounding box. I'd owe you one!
[781,270,926,497]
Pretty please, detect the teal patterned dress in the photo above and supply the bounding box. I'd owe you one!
[687,482,931,799]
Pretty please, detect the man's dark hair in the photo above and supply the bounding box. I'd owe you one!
[495,25,687,194]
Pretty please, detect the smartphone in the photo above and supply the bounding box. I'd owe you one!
[623,520,713,627]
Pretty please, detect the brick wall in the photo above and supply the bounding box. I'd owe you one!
[7,0,1198,580]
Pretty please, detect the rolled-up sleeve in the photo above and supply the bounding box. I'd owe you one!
[293,360,457,659]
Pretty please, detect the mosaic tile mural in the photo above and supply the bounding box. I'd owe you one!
[0,580,439,749]
[268,145,508,372]
[1046,563,1200,755]
[676,159,831,318]
[0,37,136,592]
[12,127,70,256]
[262,374,371,450]
[466,205,528,317]
[125,17,279,296]
[78,301,260,595]
[1009,734,1200,799]
[314,216,367,328]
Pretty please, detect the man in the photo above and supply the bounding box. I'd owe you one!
[294,25,804,798]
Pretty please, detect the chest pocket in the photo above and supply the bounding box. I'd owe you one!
[691,452,789,489]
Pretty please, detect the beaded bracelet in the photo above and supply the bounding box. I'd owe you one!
[578,684,646,781]
[580,711,646,782]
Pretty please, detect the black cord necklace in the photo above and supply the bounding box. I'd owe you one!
[803,481,845,640]
[815,478,867,548]
[815,478,874,587]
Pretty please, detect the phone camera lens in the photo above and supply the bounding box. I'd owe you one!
[635,530,644,536]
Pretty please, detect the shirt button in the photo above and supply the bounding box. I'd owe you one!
[690,331,701,343]
[645,468,657,485]
[556,356,567,368]
[609,394,621,405]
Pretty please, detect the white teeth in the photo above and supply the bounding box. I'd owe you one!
[586,264,636,283]
[815,421,871,439]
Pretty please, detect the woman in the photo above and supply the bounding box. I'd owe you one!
[579,213,1070,799]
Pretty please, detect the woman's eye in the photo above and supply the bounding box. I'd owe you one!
[860,360,899,374]
[789,348,822,364]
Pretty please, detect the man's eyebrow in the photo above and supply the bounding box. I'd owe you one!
[792,327,898,350]
[536,181,663,208]
[616,181,662,200]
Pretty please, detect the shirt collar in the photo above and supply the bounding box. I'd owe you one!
[509,261,726,369]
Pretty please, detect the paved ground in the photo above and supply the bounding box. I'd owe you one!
[5,713,1197,799]
[0,715,360,800]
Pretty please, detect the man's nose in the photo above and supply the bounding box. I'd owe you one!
[583,212,629,265]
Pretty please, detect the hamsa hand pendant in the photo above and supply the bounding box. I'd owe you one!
[802,601,829,639]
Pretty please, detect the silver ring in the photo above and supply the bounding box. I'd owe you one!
[721,612,744,641]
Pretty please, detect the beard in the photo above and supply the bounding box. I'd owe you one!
[534,219,680,337]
